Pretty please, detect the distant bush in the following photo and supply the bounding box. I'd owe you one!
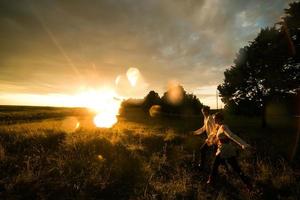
[120,86,204,119]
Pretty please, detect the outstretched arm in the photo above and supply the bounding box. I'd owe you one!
[193,124,205,135]
[222,125,249,149]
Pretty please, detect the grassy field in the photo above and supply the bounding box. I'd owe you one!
[0,106,299,199]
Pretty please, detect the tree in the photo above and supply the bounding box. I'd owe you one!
[142,90,161,112]
[282,2,300,62]
[119,86,204,119]
[161,84,203,117]
[218,2,300,127]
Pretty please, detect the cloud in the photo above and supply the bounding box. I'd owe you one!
[0,0,294,107]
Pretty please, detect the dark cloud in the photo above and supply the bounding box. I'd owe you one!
[0,0,294,105]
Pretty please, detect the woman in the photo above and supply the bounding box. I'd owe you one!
[207,112,252,189]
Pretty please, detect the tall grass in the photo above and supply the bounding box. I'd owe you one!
[0,106,299,199]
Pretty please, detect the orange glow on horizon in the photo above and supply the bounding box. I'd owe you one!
[74,88,121,128]
[0,88,121,128]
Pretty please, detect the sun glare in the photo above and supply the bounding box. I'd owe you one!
[93,113,117,128]
[74,88,121,128]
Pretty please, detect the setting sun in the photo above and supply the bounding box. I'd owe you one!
[93,113,117,128]
[74,88,121,128]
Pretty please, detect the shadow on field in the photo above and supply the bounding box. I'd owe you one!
[0,130,66,155]
[0,128,148,199]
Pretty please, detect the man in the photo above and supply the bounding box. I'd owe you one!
[193,106,216,170]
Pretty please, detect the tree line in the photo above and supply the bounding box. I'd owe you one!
[218,2,300,127]
[120,85,203,118]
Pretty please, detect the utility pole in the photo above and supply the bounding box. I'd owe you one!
[216,89,218,111]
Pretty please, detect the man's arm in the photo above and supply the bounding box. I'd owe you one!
[193,125,205,135]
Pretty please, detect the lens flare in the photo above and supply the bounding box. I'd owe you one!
[61,117,80,133]
[167,81,184,105]
[115,75,121,85]
[97,154,104,161]
[126,67,140,87]
[149,105,161,117]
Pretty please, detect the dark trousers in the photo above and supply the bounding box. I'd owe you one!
[210,154,250,186]
[198,142,216,167]
[199,142,209,166]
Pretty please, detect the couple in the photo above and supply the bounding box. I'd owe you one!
[193,106,252,188]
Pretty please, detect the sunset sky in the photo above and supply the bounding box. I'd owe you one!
[0,0,294,108]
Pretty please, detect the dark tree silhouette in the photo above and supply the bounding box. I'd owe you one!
[282,2,300,61]
[218,2,300,127]
[161,85,203,118]
[142,90,161,112]
[120,85,204,119]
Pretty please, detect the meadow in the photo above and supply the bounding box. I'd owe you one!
[0,105,299,199]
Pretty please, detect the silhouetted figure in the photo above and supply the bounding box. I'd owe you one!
[193,106,216,170]
[207,112,252,190]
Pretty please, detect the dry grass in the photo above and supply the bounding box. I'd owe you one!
[0,106,299,199]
